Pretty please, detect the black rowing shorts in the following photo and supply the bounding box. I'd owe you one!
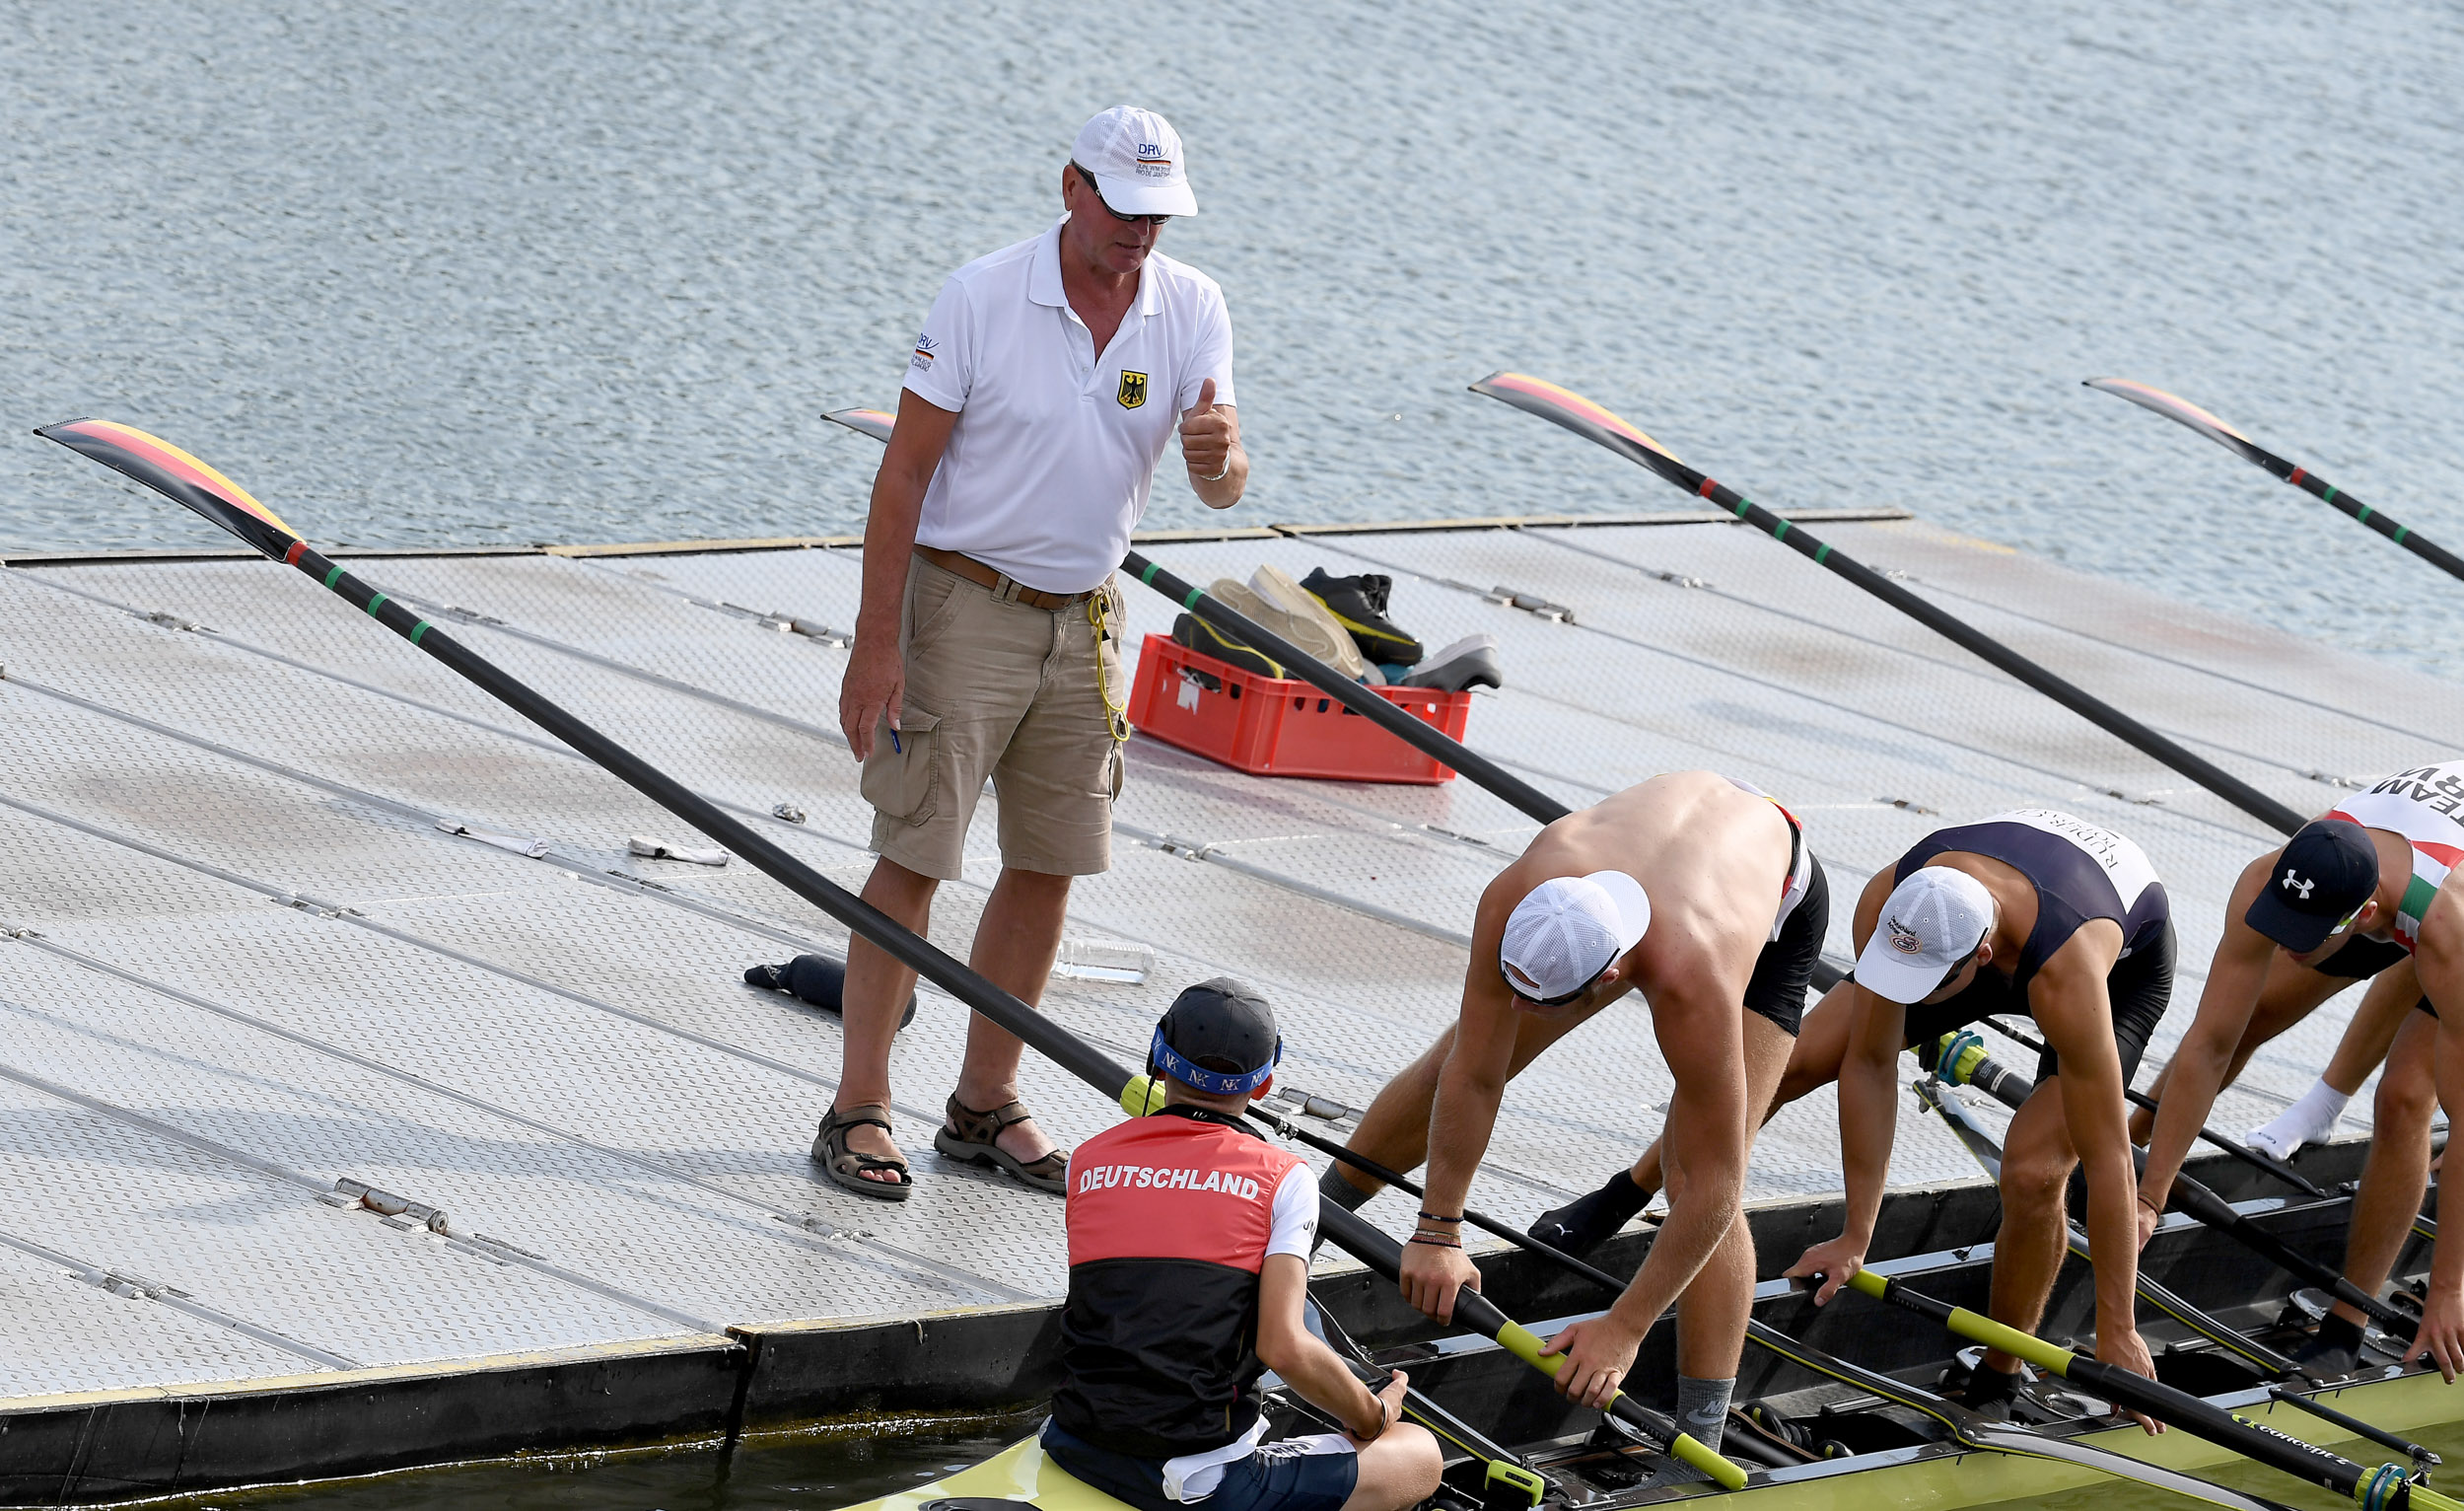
[1744,853,1831,1038]
[1886,918,2176,1083]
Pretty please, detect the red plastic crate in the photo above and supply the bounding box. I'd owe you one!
[1127,633,1472,785]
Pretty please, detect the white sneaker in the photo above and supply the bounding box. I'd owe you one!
[1209,575,1366,679]
[1249,564,1368,679]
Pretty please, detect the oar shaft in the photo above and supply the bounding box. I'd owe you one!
[1474,375,2306,835]
[1845,1269,2446,1511]
[1707,490,2302,833]
[1976,1020,2327,1197]
[1934,1031,2411,1335]
[1121,551,1572,827]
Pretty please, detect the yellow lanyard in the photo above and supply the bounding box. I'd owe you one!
[1089,592,1131,745]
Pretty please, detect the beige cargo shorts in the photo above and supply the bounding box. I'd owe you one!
[860,554,1129,881]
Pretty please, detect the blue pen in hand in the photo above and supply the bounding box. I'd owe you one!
[889,728,902,755]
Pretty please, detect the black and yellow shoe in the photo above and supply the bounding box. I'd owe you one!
[1302,567,1426,666]
[1173,612,1287,680]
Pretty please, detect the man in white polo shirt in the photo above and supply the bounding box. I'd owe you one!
[820,106,1245,1201]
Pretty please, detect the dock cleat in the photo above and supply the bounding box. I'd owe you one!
[1302,567,1427,666]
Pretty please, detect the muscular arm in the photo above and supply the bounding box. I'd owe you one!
[2406,884,2464,1379]
[1255,1255,1388,1439]
[1603,970,1752,1339]
[839,391,957,757]
[2140,854,2278,1208]
[2032,924,2144,1352]
[1423,979,1519,1229]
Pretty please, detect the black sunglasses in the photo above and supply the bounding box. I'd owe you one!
[1074,164,1170,227]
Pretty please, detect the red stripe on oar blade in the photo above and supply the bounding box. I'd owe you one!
[37,418,300,543]
[1474,372,1687,467]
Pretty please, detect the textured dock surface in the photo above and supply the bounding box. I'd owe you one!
[1,512,2454,1404]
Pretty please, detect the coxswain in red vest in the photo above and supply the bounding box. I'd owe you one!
[1040,979,1441,1511]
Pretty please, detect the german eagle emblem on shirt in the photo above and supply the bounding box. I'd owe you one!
[1117,371,1149,409]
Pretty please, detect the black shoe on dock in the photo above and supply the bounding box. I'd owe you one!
[1302,568,1426,666]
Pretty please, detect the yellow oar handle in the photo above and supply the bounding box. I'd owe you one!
[2394,1476,2464,1511]
[1843,1268,2076,1376]
[1494,1321,1748,1490]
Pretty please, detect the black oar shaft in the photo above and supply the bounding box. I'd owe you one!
[1474,375,2307,836]
[1122,551,1572,827]
[1976,1020,2327,1197]
[2086,381,2464,585]
[1847,1269,2443,1511]
[1936,1030,2413,1336]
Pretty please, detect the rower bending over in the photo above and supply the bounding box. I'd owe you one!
[1322,771,1828,1450]
[2137,762,2464,1379]
[1786,810,2170,1423]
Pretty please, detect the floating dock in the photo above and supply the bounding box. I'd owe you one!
[0,509,2452,1503]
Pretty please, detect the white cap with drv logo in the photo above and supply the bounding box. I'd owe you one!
[1072,106,1198,217]
[1854,867,1995,1004]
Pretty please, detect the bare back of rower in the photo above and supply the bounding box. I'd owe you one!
[1333,771,1821,1431]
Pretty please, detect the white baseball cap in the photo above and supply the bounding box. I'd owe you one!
[1500,871,1652,1004]
[1855,868,1995,1005]
[1071,107,1197,217]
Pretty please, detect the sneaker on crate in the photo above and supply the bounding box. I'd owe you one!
[1401,633,1504,692]
[1209,577,1360,678]
[1173,612,1286,680]
[1302,567,1427,666]
[1248,565,1369,679]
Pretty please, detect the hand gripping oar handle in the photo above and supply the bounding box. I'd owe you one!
[1470,373,2308,836]
[2086,380,2464,587]
[37,418,1742,1495]
[1933,1027,2414,1337]
[1838,1267,2454,1511]
[1252,1089,2321,1511]
[1121,551,1573,827]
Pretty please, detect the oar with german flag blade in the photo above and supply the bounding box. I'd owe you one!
[1830,1265,2460,1511]
[2086,380,2464,586]
[35,417,1742,1492]
[819,406,1576,827]
[1466,373,2308,838]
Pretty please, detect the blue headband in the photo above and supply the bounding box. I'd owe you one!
[1150,1025,1282,1097]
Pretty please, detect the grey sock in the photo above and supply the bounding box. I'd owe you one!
[1318,1165,1376,1212]
[1674,1375,1733,1453]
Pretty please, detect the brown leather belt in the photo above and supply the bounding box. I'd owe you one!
[914,544,1093,611]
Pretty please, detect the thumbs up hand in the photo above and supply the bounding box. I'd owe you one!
[1179,377,1240,492]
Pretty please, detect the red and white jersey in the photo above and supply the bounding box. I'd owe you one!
[1049,1107,1314,1459]
[2331,760,2464,953]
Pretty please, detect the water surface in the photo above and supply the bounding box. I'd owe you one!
[4,2,2461,678]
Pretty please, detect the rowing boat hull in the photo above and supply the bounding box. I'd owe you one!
[839,1367,2459,1511]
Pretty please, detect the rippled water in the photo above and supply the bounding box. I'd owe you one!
[5,2,2462,675]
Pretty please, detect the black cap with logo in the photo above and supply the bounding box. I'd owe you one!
[1150,977,1283,1097]
[2244,818,2381,952]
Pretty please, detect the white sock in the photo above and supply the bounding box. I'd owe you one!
[2246,1076,2352,1160]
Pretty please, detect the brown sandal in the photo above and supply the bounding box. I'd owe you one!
[934,1095,1069,1194]
[811,1103,912,1202]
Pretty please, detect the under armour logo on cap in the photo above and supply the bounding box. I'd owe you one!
[2283,869,2314,899]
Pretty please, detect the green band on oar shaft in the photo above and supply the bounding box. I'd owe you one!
[1477,374,2309,836]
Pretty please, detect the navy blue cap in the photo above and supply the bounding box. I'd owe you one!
[1150,978,1282,1097]
[2245,819,2380,952]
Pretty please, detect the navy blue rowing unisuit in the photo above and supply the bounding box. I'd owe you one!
[1880,810,2175,1082]
[1895,809,2170,986]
